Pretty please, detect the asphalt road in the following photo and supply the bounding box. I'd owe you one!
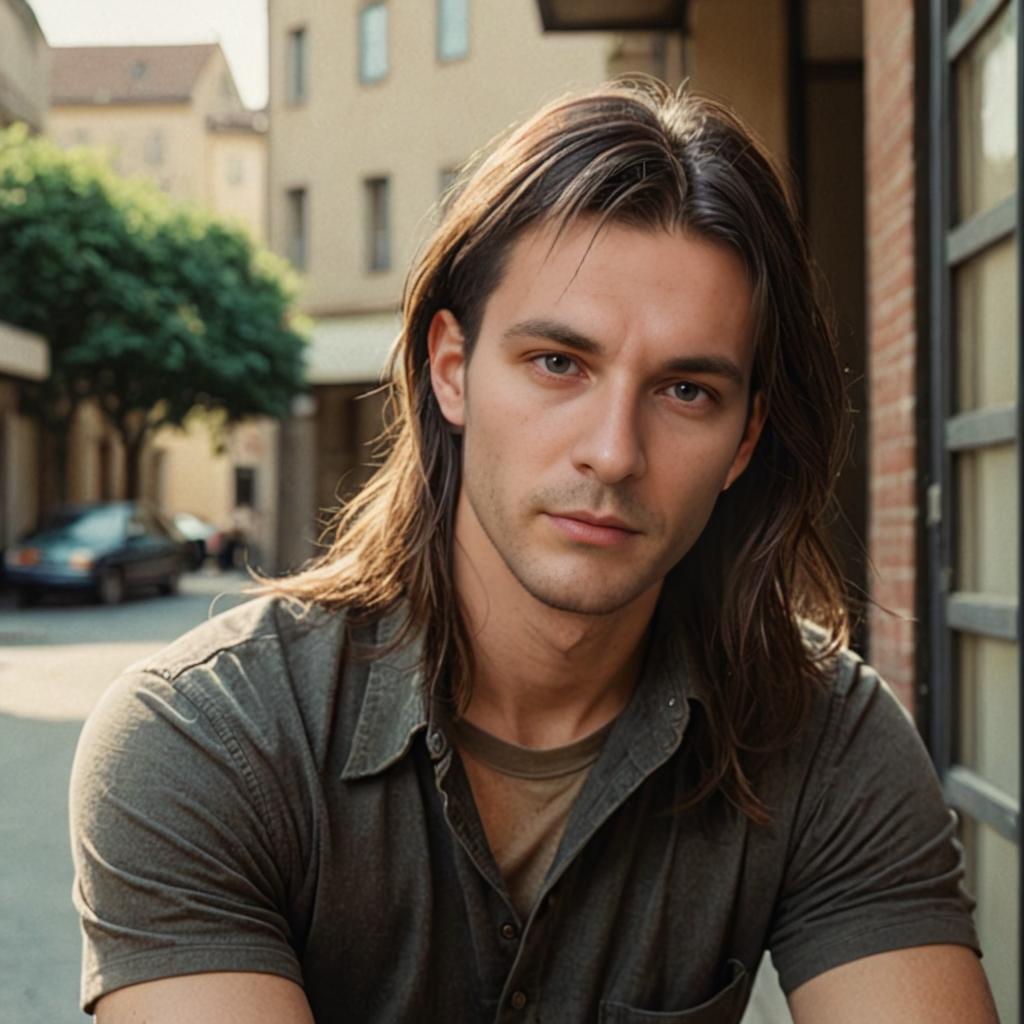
[0,569,255,1024]
[0,569,791,1024]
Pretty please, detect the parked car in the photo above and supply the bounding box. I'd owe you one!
[3,501,192,606]
[172,511,226,567]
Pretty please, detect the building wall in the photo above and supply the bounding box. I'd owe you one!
[684,0,789,160]
[48,102,204,198]
[49,49,245,205]
[0,0,49,131]
[207,128,268,243]
[268,0,611,317]
[864,0,918,709]
[0,378,39,546]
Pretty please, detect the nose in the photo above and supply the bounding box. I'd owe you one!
[570,383,647,484]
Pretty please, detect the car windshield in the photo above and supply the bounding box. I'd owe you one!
[41,506,128,545]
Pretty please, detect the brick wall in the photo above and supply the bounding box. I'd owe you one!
[864,0,918,711]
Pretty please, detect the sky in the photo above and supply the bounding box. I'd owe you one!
[28,0,269,109]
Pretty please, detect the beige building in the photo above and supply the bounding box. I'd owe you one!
[0,0,49,548]
[267,0,615,568]
[47,44,278,568]
[49,44,266,238]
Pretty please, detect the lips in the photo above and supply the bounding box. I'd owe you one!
[545,511,640,546]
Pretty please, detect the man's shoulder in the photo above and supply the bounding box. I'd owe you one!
[126,593,347,691]
[91,594,357,763]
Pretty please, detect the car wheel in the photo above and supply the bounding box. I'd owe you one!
[97,567,125,605]
[160,567,181,596]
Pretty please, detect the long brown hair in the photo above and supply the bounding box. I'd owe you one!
[261,78,850,822]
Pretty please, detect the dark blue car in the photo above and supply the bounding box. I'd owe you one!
[3,501,193,607]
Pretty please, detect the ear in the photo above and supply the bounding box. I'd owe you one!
[723,392,766,491]
[427,309,467,429]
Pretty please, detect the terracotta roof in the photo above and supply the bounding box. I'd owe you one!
[50,44,218,106]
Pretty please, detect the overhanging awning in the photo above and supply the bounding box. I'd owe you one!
[0,321,48,381]
[305,311,402,384]
[536,0,687,32]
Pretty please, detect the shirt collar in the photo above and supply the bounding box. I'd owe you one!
[339,588,705,782]
[340,607,429,781]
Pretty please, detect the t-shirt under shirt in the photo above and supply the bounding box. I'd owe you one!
[450,714,614,919]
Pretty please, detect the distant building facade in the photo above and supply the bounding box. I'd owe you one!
[49,44,266,237]
[46,44,278,569]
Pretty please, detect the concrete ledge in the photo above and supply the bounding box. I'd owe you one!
[0,320,48,381]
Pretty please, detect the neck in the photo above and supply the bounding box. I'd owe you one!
[454,540,660,751]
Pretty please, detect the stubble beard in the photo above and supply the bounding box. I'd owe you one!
[463,478,671,618]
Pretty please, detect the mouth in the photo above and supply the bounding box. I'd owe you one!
[545,511,641,547]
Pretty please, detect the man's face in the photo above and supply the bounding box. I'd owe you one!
[429,219,764,618]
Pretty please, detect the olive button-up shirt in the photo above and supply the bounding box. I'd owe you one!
[71,596,979,1022]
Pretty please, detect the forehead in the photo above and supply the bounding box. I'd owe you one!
[479,218,756,369]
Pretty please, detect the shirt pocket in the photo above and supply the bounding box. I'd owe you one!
[598,960,750,1024]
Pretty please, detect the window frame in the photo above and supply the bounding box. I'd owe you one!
[926,0,1022,1008]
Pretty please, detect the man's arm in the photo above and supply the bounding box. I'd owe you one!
[96,972,315,1024]
[788,944,998,1024]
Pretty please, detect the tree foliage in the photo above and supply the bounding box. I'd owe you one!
[0,123,307,498]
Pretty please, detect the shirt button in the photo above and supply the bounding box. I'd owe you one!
[510,990,528,1010]
[427,730,445,755]
[500,922,517,940]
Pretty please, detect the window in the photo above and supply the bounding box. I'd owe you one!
[235,467,256,507]
[227,155,245,186]
[437,0,469,61]
[359,3,388,83]
[144,130,164,168]
[364,176,390,272]
[286,187,308,271]
[927,1,1020,1020]
[287,26,308,103]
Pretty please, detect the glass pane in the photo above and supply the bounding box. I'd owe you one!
[438,0,469,60]
[961,816,1019,1023]
[359,3,388,82]
[956,2,1018,221]
[957,634,1020,797]
[956,444,1018,594]
[956,239,1018,412]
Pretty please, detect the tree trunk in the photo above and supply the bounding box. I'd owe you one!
[122,429,146,501]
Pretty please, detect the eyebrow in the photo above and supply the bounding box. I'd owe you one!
[502,317,747,387]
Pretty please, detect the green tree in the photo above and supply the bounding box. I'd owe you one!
[0,123,307,502]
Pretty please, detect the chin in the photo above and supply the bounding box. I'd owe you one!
[516,572,660,617]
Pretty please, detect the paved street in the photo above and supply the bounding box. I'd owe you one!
[0,569,255,1023]
[0,569,790,1023]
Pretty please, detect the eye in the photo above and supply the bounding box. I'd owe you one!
[668,381,709,404]
[534,353,579,376]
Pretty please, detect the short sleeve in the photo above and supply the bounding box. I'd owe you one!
[768,662,980,994]
[69,668,304,1013]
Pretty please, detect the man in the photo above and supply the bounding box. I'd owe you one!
[71,80,997,1022]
